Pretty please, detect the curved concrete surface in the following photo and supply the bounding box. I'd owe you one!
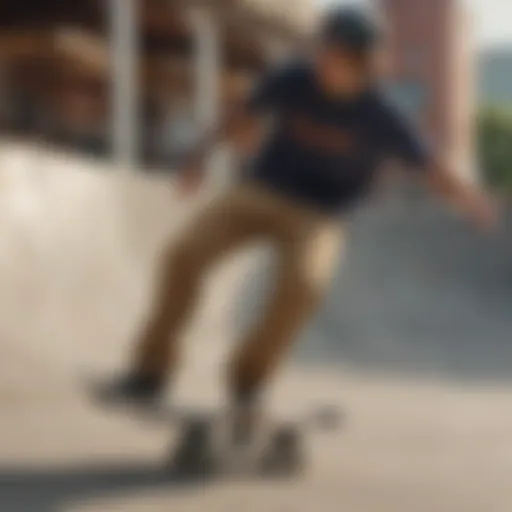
[236,187,512,382]
[1,141,512,512]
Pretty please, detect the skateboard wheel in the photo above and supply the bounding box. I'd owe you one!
[260,425,305,477]
[168,419,216,476]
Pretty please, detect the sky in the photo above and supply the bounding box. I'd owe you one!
[319,0,512,48]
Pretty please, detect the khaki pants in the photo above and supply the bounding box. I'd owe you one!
[133,183,344,399]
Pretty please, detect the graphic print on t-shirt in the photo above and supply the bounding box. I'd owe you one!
[288,114,359,156]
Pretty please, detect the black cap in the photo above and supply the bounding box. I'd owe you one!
[320,7,381,52]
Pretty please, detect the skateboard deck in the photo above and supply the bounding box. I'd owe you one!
[84,375,344,429]
[85,379,344,479]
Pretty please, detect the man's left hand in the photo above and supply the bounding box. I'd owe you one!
[466,192,500,233]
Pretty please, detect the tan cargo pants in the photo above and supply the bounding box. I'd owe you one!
[133,182,344,399]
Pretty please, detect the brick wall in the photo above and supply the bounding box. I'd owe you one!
[379,0,475,179]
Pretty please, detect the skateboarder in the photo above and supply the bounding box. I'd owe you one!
[98,8,497,434]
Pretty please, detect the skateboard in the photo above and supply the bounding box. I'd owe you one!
[85,381,344,479]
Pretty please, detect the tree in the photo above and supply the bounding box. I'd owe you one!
[478,106,512,190]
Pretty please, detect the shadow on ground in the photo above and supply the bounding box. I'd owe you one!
[0,462,208,512]
[234,194,512,383]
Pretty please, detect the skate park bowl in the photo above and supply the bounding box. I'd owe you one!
[2,139,512,385]
[1,139,512,512]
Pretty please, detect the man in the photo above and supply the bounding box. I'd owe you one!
[99,8,497,431]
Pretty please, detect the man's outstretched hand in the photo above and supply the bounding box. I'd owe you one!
[427,166,501,234]
[176,165,206,199]
[466,192,500,233]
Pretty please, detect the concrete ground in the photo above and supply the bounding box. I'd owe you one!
[1,141,512,512]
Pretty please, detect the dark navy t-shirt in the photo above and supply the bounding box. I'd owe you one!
[244,59,430,213]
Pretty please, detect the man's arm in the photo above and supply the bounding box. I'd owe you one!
[176,61,298,196]
[381,101,498,231]
[177,63,295,196]
[177,105,258,195]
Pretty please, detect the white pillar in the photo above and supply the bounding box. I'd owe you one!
[189,8,229,187]
[0,63,5,129]
[191,8,220,135]
[110,0,138,170]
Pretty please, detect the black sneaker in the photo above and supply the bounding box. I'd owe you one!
[89,372,166,408]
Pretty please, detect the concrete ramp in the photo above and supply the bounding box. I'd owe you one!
[1,141,512,512]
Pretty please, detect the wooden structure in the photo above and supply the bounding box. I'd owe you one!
[0,0,314,166]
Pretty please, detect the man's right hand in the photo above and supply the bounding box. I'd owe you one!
[176,166,205,199]
[172,105,248,199]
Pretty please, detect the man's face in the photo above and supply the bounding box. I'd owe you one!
[315,43,370,97]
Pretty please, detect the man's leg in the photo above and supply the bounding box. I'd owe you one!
[228,215,343,412]
[102,188,261,403]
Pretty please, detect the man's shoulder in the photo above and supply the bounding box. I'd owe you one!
[366,84,413,119]
[357,87,412,133]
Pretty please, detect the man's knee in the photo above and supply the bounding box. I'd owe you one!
[166,237,205,284]
[283,260,334,311]
[292,225,342,304]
